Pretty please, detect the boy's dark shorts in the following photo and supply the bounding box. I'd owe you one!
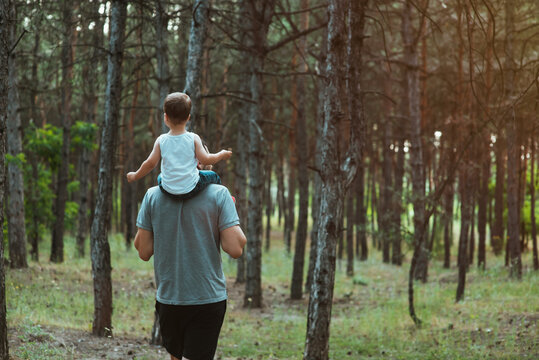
[155,300,227,360]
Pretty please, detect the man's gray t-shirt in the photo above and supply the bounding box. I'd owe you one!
[136,184,239,305]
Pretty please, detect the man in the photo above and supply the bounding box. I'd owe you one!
[134,182,246,360]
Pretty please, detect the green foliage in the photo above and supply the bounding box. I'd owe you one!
[25,123,63,171]
[71,121,98,151]
[5,152,27,168]
[23,163,55,241]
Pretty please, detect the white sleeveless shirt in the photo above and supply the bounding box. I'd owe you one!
[158,132,199,195]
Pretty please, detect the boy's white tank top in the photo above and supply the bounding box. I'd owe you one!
[158,132,199,195]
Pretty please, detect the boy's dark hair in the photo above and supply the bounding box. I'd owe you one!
[164,92,191,124]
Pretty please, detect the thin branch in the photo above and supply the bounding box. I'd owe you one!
[265,22,327,54]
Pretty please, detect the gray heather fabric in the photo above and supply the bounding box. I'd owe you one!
[136,184,239,305]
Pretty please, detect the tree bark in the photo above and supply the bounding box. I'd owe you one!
[306,42,326,293]
[504,0,522,279]
[1,1,11,356]
[290,0,310,299]
[477,142,490,269]
[456,160,473,302]
[304,0,366,357]
[6,0,27,268]
[531,134,538,271]
[492,135,505,255]
[356,166,368,261]
[156,0,170,135]
[78,0,102,258]
[243,0,276,309]
[28,29,40,261]
[402,0,427,286]
[184,0,209,133]
[51,0,76,263]
[90,0,127,337]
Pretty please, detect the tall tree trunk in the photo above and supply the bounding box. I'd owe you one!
[392,112,405,266]
[356,166,368,261]
[531,134,538,271]
[380,101,393,263]
[78,1,102,258]
[477,145,490,269]
[6,0,27,268]
[286,53,297,255]
[290,0,310,300]
[90,0,127,337]
[184,0,209,133]
[492,136,505,255]
[243,0,275,309]
[156,0,169,135]
[234,94,248,283]
[404,0,427,324]
[306,44,327,293]
[28,29,40,261]
[346,194,354,276]
[304,0,366,357]
[456,161,472,302]
[504,0,522,279]
[1,0,11,356]
[51,0,76,263]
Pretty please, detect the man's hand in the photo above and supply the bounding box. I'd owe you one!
[219,150,232,161]
[127,172,137,183]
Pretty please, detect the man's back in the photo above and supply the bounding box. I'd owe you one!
[136,184,239,305]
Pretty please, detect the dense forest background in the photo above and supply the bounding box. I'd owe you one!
[0,0,538,358]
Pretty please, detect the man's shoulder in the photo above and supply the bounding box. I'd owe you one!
[144,186,162,203]
[204,184,229,198]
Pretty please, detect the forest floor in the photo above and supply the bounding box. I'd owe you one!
[5,231,539,359]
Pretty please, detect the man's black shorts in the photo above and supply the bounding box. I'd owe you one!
[155,300,227,360]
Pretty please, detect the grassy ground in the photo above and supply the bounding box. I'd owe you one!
[5,232,539,359]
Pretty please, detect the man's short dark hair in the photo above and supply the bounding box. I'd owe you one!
[164,92,191,124]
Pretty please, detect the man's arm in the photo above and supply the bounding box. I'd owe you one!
[220,225,246,259]
[134,227,154,261]
[127,139,161,182]
[194,133,232,165]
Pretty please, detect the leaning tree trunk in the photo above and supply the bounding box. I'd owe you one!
[243,0,275,309]
[304,1,366,358]
[1,0,11,357]
[184,0,209,133]
[51,0,76,263]
[6,0,27,268]
[90,0,127,337]
[290,0,310,300]
[504,0,522,279]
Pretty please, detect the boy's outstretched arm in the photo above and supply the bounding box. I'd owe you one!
[194,134,232,165]
[127,139,161,182]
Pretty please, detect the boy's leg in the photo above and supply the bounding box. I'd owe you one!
[159,171,221,201]
[198,170,221,186]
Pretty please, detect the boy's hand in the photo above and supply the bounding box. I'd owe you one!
[220,150,232,161]
[126,172,137,183]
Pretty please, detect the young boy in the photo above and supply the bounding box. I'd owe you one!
[127,92,232,200]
